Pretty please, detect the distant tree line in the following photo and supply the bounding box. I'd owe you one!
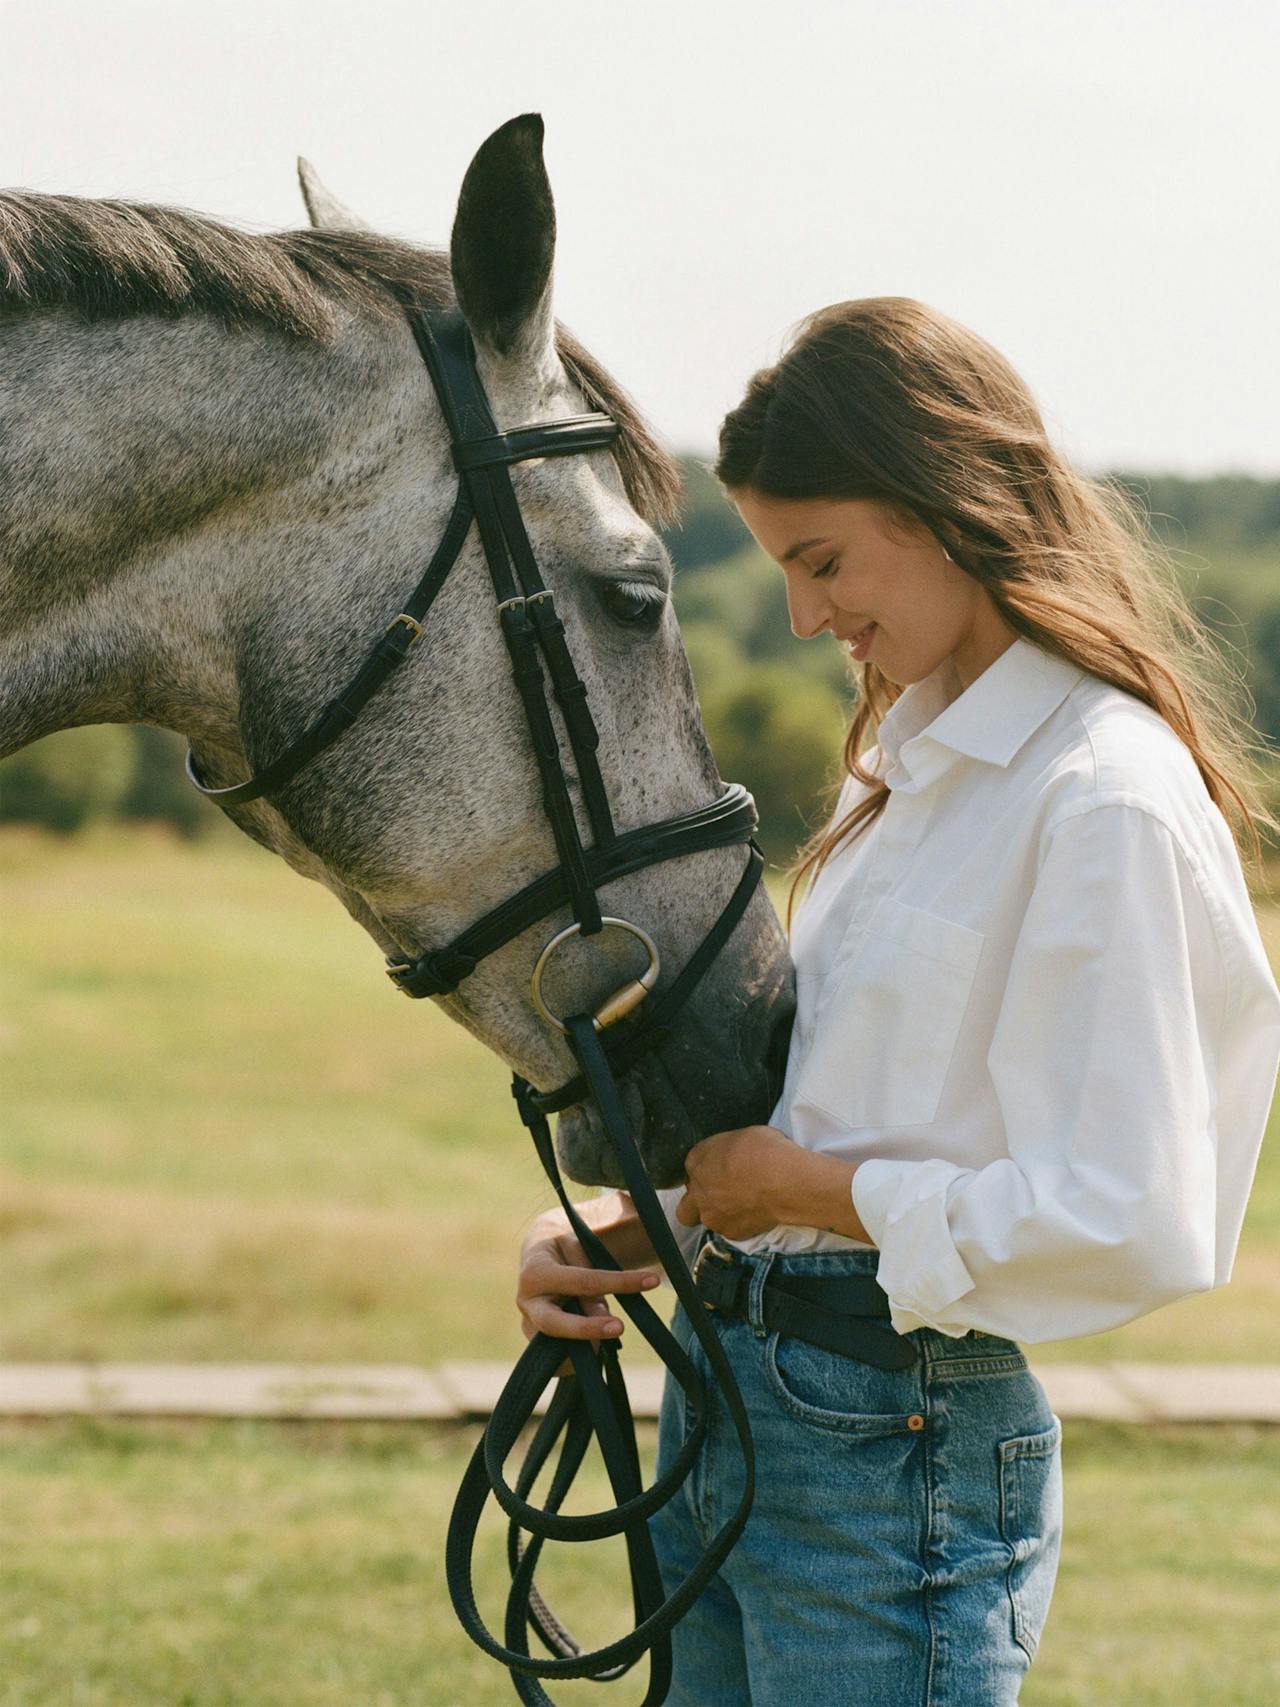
[3,466,1278,864]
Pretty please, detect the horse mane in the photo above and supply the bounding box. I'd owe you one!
[0,190,683,528]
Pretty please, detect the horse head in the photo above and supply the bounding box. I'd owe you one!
[0,114,796,1189]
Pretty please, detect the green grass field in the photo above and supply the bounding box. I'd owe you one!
[2,824,1280,1704]
[0,1416,1276,1707]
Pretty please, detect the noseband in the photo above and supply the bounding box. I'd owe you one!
[186,303,775,1702]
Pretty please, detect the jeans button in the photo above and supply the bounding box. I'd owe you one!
[907,1414,926,1431]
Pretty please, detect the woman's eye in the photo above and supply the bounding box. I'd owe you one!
[603,580,667,627]
[813,557,838,580]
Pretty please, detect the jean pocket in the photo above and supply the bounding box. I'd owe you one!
[997,1415,1064,1661]
[763,1330,926,1437]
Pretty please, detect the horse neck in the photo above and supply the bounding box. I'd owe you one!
[0,304,425,756]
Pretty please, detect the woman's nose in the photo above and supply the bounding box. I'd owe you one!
[786,578,831,640]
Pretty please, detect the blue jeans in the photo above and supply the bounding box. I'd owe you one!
[647,1234,1063,1705]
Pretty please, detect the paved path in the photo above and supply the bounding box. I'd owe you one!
[1,1361,1278,1423]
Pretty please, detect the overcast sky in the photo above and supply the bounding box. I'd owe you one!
[3,0,1275,476]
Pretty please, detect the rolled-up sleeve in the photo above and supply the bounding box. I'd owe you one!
[850,801,1279,1344]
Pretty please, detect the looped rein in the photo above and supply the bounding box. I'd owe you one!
[445,1014,757,1703]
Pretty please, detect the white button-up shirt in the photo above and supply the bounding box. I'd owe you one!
[658,635,1280,1344]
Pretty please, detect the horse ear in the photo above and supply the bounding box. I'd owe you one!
[450,113,556,370]
[296,158,375,231]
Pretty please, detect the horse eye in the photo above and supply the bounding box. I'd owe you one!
[602,580,666,627]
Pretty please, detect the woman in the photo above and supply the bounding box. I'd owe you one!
[516,297,1280,1703]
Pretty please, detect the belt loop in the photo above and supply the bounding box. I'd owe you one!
[746,1250,776,1337]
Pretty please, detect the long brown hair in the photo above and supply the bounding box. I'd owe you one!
[715,297,1278,928]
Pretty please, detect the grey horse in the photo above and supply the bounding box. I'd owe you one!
[0,114,794,1190]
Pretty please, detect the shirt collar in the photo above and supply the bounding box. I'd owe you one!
[875,636,1086,794]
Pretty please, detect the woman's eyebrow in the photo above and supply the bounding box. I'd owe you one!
[782,535,832,564]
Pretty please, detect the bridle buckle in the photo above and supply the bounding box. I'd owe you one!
[385,612,423,645]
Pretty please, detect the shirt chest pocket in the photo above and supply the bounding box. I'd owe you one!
[794,897,985,1130]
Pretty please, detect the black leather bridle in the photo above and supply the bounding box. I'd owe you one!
[186,303,780,1703]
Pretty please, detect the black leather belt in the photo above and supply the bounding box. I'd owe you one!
[691,1237,920,1371]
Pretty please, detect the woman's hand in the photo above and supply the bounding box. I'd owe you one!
[517,1202,663,1380]
[674,1128,875,1246]
[673,1124,801,1240]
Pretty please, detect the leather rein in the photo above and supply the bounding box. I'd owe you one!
[185,303,772,1703]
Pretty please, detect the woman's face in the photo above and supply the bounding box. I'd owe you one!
[731,488,1017,692]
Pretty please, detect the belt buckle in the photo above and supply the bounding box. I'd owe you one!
[691,1236,733,1307]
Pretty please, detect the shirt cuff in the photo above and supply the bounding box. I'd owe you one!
[851,1158,979,1337]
